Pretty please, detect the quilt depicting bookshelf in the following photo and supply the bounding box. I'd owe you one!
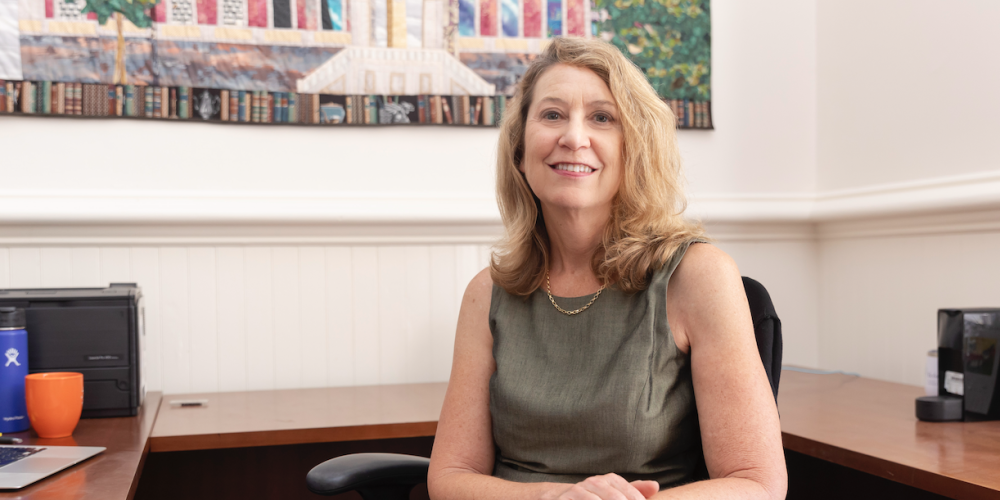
[0,0,711,127]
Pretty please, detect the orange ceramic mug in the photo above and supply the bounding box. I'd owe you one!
[25,372,84,438]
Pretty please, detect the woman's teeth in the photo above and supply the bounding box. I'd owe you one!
[554,163,594,173]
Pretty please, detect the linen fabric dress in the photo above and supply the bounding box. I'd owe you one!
[489,240,705,488]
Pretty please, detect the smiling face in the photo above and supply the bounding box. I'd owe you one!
[520,64,624,217]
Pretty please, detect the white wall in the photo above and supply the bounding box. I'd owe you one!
[44,0,1000,393]
[817,0,1000,191]
[0,118,500,197]
[810,0,1000,387]
[0,0,819,199]
[683,0,817,195]
[817,211,1000,384]
[710,229,820,369]
[0,0,827,394]
[16,0,1000,392]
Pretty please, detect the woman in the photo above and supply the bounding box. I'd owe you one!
[427,37,786,500]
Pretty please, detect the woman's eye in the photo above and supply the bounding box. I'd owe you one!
[544,111,560,120]
[595,114,611,123]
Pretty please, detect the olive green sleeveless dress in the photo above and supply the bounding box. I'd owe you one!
[488,240,704,488]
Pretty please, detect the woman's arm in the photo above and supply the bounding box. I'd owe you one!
[427,269,658,500]
[427,268,555,500]
[658,244,787,500]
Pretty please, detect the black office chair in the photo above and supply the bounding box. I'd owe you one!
[307,276,783,499]
[742,276,782,401]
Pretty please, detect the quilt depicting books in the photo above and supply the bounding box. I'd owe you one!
[0,0,711,127]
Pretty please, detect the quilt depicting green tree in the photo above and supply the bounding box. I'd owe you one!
[593,0,710,101]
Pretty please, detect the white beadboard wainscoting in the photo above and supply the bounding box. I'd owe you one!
[0,219,826,395]
[0,244,490,395]
[0,238,827,395]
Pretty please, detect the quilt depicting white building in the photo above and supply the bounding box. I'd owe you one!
[6,0,593,93]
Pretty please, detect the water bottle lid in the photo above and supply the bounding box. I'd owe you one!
[0,307,26,329]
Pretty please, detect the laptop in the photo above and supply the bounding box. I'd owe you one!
[0,444,105,490]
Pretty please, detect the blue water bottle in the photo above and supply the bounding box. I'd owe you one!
[0,306,29,433]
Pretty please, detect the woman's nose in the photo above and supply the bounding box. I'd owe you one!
[558,116,590,150]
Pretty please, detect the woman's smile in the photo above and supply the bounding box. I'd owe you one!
[550,162,597,176]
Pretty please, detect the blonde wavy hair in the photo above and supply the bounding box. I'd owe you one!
[490,37,707,296]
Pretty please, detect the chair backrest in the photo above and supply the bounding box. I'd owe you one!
[742,276,782,401]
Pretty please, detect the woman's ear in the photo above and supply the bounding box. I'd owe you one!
[518,160,525,174]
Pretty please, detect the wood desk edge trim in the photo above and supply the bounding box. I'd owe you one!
[148,421,439,453]
[127,393,164,500]
[782,432,1000,500]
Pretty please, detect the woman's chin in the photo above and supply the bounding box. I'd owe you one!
[540,196,612,215]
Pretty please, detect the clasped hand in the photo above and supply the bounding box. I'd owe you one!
[542,474,660,500]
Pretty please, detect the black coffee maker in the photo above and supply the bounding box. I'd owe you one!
[917,309,1000,422]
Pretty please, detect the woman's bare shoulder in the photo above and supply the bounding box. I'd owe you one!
[464,267,495,304]
[668,243,746,352]
[674,242,740,286]
[457,268,495,335]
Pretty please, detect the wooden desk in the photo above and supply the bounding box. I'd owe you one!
[136,383,446,500]
[139,373,1000,500]
[779,370,1000,500]
[150,383,447,452]
[0,392,162,500]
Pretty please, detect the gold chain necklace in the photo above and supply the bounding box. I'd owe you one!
[545,272,605,316]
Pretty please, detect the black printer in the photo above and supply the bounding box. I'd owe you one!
[0,283,144,418]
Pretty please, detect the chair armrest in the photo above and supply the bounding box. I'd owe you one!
[306,453,430,499]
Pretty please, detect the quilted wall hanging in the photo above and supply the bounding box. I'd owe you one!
[0,0,710,127]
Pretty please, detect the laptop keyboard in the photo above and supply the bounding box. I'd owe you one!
[0,447,45,469]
